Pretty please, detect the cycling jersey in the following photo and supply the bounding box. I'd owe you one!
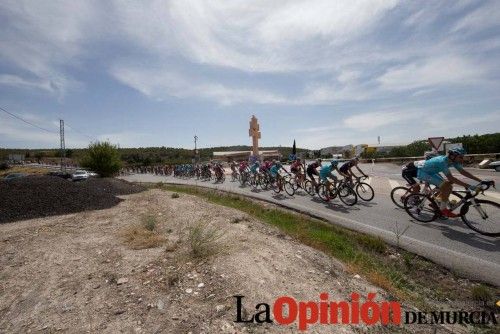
[270,165,279,177]
[319,165,337,181]
[417,156,463,187]
[291,161,301,171]
[250,162,259,173]
[419,155,463,175]
[319,165,332,179]
[339,160,356,173]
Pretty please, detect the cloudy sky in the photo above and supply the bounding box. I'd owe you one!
[1,0,499,149]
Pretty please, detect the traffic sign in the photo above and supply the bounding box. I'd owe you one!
[428,137,444,151]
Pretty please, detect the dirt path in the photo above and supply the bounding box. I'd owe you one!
[1,189,438,333]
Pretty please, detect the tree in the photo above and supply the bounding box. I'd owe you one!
[81,141,122,177]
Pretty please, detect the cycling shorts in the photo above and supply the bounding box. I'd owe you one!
[417,169,444,187]
[402,164,417,185]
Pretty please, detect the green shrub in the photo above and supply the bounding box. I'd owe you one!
[471,284,492,302]
[80,141,122,177]
[0,162,9,170]
[171,193,180,199]
[143,216,157,231]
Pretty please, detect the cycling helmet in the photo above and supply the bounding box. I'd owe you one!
[424,152,438,160]
[448,147,466,156]
[330,160,339,166]
[354,156,360,161]
[316,159,322,165]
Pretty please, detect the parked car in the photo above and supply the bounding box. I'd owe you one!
[489,161,500,172]
[71,170,89,181]
[3,173,26,180]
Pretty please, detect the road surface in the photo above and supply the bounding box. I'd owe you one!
[120,163,500,286]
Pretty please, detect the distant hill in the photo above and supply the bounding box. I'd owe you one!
[0,145,309,165]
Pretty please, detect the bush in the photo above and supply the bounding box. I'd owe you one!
[80,141,122,177]
[0,162,9,171]
[171,193,180,199]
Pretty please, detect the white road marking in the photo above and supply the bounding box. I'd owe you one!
[484,191,500,201]
[388,179,400,189]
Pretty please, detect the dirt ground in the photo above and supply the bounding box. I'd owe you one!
[1,188,452,333]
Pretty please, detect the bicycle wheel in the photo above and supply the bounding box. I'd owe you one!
[391,186,410,209]
[304,180,315,196]
[272,179,282,194]
[338,185,357,206]
[356,182,374,201]
[404,194,438,223]
[289,177,299,191]
[284,181,295,196]
[460,200,500,237]
[260,175,269,190]
[318,184,330,202]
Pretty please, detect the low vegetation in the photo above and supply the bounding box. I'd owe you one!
[187,219,225,259]
[159,184,499,311]
[121,215,165,250]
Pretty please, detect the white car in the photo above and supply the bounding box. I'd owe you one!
[71,170,89,181]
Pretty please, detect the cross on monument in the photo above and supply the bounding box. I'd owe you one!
[249,115,261,157]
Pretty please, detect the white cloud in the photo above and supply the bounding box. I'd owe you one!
[343,110,420,131]
[452,1,500,33]
[377,56,486,92]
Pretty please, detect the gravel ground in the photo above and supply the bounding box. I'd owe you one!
[0,176,145,224]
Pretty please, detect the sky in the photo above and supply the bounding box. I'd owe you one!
[0,0,499,150]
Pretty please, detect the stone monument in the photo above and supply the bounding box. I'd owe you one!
[248,115,261,161]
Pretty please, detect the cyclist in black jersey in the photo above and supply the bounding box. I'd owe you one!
[306,159,322,189]
[339,157,367,183]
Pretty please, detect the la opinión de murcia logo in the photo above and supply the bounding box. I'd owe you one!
[234,293,498,331]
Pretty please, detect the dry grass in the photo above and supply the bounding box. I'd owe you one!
[121,216,166,250]
[187,220,225,258]
[0,166,50,177]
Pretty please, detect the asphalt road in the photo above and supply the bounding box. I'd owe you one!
[120,163,500,286]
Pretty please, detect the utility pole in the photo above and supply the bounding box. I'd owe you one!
[194,135,198,164]
[59,119,65,171]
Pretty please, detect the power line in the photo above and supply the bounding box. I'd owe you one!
[0,106,58,133]
[65,122,97,141]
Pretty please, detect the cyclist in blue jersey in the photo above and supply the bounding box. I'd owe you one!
[270,160,284,178]
[417,147,484,218]
[319,160,340,190]
[250,160,260,175]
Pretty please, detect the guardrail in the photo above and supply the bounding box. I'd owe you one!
[361,153,500,164]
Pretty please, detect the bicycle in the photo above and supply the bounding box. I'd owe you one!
[404,181,499,236]
[289,172,316,196]
[317,179,358,206]
[391,181,435,209]
[349,176,374,201]
[270,173,295,196]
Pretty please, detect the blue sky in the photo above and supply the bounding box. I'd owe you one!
[1,0,499,149]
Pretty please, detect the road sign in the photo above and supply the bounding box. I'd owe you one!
[428,137,444,151]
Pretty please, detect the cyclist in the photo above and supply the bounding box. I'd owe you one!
[270,160,289,180]
[250,160,260,175]
[339,157,368,184]
[319,160,340,194]
[239,160,249,174]
[417,148,485,218]
[230,160,238,178]
[402,152,438,194]
[290,158,304,183]
[306,159,322,190]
